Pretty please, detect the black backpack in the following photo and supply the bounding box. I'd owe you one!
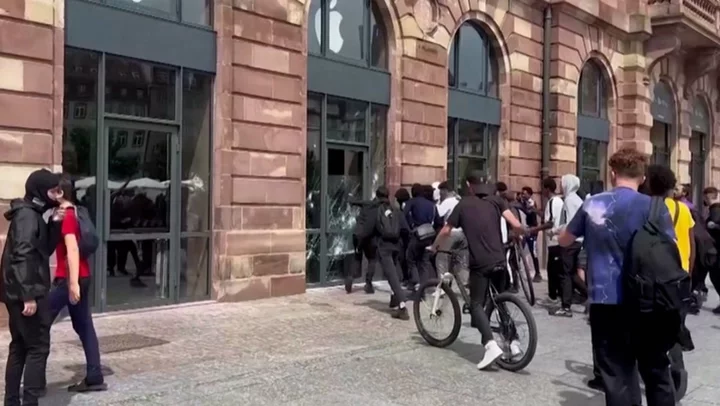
[376,203,401,240]
[75,206,100,259]
[623,197,691,318]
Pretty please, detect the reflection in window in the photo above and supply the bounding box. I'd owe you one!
[179,237,209,299]
[327,97,366,142]
[105,56,176,120]
[181,70,212,233]
[327,148,364,230]
[309,0,388,69]
[306,93,322,230]
[579,62,606,118]
[650,121,671,167]
[112,0,176,16]
[448,21,498,98]
[181,0,212,25]
[577,138,607,192]
[690,131,706,205]
[370,105,387,194]
[306,233,321,283]
[447,118,498,191]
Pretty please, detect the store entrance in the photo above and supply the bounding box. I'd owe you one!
[101,121,179,308]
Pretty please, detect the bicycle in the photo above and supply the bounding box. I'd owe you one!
[413,250,538,371]
[507,240,536,306]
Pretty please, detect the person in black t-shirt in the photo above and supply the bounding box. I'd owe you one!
[432,171,526,370]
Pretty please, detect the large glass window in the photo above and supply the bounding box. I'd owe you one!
[105,0,212,26]
[62,48,212,311]
[576,60,609,192]
[577,138,607,189]
[309,0,388,69]
[448,22,498,98]
[447,21,501,190]
[447,119,498,190]
[651,122,671,167]
[305,93,387,284]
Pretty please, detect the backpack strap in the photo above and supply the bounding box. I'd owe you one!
[649,196,665,224]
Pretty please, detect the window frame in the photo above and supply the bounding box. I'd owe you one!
[446,118,498,191]
[578,61,607,119]
[101,0,213,28]
[309,0,388,71]
[576,138,608,192]
[448,22,498,98]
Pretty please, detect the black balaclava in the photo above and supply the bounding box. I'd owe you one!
[24,169,61,210]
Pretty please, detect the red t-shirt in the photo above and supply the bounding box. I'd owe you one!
[55,207,91,279]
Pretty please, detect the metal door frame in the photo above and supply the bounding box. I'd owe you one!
[97,119,181,311]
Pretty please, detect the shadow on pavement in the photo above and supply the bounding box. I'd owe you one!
[41,364,114,406]
[564,360,594,381]
[357,299,394,315]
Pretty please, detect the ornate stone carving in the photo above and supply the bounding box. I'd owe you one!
[412,0,439,36]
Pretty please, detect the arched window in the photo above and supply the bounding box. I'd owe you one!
[690,96,710,205]
[305,0,389,285]
[576,61,609,192]
[650,81,676,167]
[446,22,501,190]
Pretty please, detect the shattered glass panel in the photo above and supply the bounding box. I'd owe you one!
[327,148,364,231]
[306,93,322,230]
[370,105,387,195]
[306,233,321,283]
[327,97,366,143]
[326,233,354,282]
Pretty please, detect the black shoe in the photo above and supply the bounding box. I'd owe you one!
[389,295,399,309]
[68,379,108,393]
[462,303,471,314]
[587,377,603,391]
[689,305,700,315]
[364,283,375,294]
[392,307,409,320]
[550,307,573,318]
[344,278,353,294]
[130,277,146,288]
[532,273,542,283]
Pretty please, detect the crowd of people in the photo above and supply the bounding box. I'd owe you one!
[347,147,719,405]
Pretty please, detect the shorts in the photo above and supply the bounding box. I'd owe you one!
[577,248,588,270]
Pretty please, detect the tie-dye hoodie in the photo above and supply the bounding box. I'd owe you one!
[552,174,584,242]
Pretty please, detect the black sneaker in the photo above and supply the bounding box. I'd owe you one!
[68,379,107,393]
[344,277,353,294]
[587,377,603,391]
[550,307,573,318]
[532,273,543,283]
[364,283,375,294]
[462,303,471,314]
[392,307,409,320]
[130,277,146,288]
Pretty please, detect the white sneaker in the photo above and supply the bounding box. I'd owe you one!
[477,340,503,370]
[510,340,523,357]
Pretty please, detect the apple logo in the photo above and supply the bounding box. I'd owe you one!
[314,0,344,54]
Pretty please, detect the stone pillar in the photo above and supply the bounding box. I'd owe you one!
[212,0,306,301]
[0,0,64,324]
[617,40,653,154]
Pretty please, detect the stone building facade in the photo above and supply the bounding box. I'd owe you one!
[0,0,719,313]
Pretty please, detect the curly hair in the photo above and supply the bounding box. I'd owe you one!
[608,147,647,179]
[645,164,676,197]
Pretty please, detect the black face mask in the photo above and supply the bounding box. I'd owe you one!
[24,169,60,211]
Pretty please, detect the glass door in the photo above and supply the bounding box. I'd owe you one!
[101,120,180,309]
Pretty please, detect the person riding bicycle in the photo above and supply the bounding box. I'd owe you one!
[431,171,526,370]
[434,182,468,286]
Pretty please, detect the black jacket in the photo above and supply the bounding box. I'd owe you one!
[355,198,409,251]
[0,200,54,302]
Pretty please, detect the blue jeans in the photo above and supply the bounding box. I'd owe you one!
[49,278,103,385]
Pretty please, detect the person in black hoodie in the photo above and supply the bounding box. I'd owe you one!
[355,186,410,319]
[1,169,62,406]
[346,199,378,294]
[702,186,720,314]
[394,188,411,285]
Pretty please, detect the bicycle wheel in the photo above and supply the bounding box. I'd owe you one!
[485,292,538,372]
[413,279,462,348]
[513,244,536,306]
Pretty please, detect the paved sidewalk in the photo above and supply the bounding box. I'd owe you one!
[1,282,719,405]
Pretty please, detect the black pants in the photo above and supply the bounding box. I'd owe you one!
[347,239,376,284]
[547,245,563,300]
[469,267,507,345]
[49,278,103,385]
[559,242,586,308]
[4,298,51,406]
[378,249,406,305]
[407,235,433,287]
[692,265,720,297]
[590,305,675,406]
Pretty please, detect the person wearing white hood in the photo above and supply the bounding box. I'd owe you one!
[548,174,584,317]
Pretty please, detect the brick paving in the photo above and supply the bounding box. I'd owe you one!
[0,282,718,405]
